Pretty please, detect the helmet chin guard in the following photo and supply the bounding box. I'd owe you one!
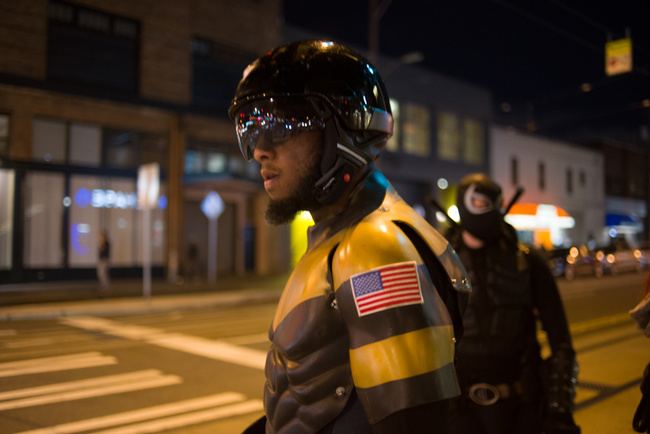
[312,110,372,205]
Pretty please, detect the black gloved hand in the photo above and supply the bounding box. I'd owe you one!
[543,411,581,434]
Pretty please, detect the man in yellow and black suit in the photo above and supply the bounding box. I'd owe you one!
[229,40,471,434]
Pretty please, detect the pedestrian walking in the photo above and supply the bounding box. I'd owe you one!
[97,229,111,295]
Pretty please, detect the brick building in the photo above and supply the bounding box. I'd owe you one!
[0,0,284,283]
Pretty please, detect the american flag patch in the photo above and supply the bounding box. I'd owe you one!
[350,261,423,317]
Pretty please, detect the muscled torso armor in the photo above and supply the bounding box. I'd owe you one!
[265,171,470,434]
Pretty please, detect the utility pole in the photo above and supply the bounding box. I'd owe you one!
[368,0,392,65]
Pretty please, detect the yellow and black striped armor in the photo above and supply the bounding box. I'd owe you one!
[264,171,470,433]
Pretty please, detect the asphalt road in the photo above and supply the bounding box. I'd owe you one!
[0,272,648,434]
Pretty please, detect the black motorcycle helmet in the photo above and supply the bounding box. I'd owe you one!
[229,40,393,205]
[457,173,504,244]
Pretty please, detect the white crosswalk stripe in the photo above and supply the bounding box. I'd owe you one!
[0,370,164,401]
[0,373,181,411]
[61,316,267,370]
[0,352,103,369]
[13,393,261,434]
[0,352,117,378]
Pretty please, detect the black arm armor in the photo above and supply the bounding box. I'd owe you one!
[543,344,579,414]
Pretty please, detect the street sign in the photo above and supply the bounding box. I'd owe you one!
[201,191,224,220]
[137,163,160,210]
[605,37,633,76]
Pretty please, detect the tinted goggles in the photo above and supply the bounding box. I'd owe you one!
[234,99,325,160]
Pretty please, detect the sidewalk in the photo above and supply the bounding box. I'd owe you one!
[0,274,288,320]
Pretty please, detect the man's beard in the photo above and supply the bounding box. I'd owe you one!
[265,158,322,225]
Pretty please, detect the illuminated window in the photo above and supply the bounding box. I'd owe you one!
[437,112,460,160]
[69,176,102,267]
[32,119,66,163]
[402,103,430,156]
[103,129,168,170]
[511,157,518,186]
[385,98,400,152]
[462,118,483,164]
[0,114,8,156]
[103,129,139,168]
[184,150,203,174]
[69,123,101,166]
[107,178,138,266]
[24,172,65,268]
[206,153,226,173]
[0,169,14,269]
[69,175,166,267]
[140,133,168,170]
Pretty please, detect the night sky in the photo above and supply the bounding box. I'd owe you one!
[283,1,650,140]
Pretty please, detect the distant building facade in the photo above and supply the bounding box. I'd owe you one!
[379,59,492,221]
[490,125,605,248]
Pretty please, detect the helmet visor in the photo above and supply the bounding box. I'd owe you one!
[234,98,325,161]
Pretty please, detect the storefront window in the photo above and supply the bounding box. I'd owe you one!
[140,133,168,171]
[103,129,139,168]
[402,103,430,156]
[184,150,203,174]
[69,174,165,267]
[69,175,102,267]
[385,98,400,152]
[24,172,64,267]
[134,185,166,266]
[206,153,226,173]
[103,129,167,170]
[152,186,166,265]
[32,119,66,163]
[228,157,244,176]
[462,118,484,165]
[69,123,101,166]
[0,169,14,269]
[437,111,460,161]
[0,114,9,156]
[107,178,137,266]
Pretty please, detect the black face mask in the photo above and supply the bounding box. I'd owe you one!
[457,176,503,244]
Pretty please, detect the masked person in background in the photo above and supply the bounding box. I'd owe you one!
[230,40,470,434]
[445,173,580,434]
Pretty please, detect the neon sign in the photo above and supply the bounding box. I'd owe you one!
[74,188,166,209]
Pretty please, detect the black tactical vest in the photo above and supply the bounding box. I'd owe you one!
[451,230,536,363]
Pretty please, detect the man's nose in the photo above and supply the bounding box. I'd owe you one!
[253,140,274,162]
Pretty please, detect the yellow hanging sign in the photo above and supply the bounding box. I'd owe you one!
[605,37,633,76]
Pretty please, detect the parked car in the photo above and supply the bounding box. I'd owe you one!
[564,245,604,280]
[600,245,645,275]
